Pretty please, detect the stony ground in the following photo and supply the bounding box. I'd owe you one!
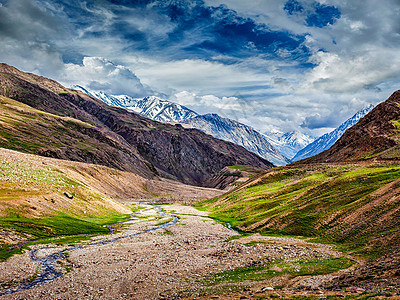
[1,203,394,299]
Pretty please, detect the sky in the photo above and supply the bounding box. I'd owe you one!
[1,0,400,137]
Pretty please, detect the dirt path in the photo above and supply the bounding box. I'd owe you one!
[0,204,363,299]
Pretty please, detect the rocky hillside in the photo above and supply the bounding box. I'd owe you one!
[293,104,374,162]
[0,94,151,178]
[304,92,400,163]
[0,63,272,186]
[181,114,290,166]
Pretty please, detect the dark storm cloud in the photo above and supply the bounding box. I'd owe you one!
[284,0,341,28]
[0,0,60,40]
[41,0,310,63]
[0,0,65,75]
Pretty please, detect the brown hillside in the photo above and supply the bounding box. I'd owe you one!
[304,90,400,163]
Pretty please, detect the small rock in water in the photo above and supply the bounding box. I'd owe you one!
[64,192,74,199]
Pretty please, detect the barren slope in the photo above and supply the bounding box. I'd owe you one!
[0,147,222,249]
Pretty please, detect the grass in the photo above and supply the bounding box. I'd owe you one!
[127,205,147,212]
[155,217,173,226]
[204,257,354,285]
[200,163,400,258]
[159,228,173,235]
[0,212,130,261]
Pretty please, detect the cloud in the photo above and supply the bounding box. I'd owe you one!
[132,57,272,97]
[300,50,400,94]
[63,57,152,97]
[0,0,65,75]
[1,0,400,138]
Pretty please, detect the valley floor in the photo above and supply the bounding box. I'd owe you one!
[0,202,392,299]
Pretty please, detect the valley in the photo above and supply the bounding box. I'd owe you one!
[0,199,366,299]
[2,1,400,298]
[0,65,399,299]
[0,144,397,299]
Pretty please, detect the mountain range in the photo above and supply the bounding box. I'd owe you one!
[73,86,198,122]
[74,86,290,165]
[180,114,290,166]
[74,86,375,166]
[292,104,375,162]
[0,63,272,187]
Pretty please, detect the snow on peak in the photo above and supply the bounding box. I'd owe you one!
[72,85,198,122]
[264,130,314,160]
[292,104,375,162]
[181,114,290,166]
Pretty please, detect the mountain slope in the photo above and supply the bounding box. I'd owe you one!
[74,86,198,122]
[265,130,314,160]
[304,91,400,163]
[292,104,374,162]
[200,162,400,259]
[0,93,151,178]
[0,63,272,186]
[180,114,290,166]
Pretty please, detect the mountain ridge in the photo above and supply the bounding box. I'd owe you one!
[75,86,290,165]
[292,104,374,162]
[180,114,290,166]
[303,91,400,163]
[73,86,198,122]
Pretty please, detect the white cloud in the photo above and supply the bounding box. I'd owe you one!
[132,58,269,94]
[62,57,152,97]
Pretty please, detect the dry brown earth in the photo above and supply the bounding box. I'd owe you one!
[0,203,376,299]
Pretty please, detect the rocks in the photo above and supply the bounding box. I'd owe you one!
[346,286,366,293]
[64,192,74,199]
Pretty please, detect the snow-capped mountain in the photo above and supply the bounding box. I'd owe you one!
[72,85,136,107]
[292,104,375,162]
[73,85,198,122]
[181,114,290,166]
[74,85,290,165]
[265,131,314,160]
[115,95,198,122]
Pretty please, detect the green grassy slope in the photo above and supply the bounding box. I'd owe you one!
[200,163,400,258]
[0,95,151,176]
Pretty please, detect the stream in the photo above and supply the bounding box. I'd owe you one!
[0,204,178,297]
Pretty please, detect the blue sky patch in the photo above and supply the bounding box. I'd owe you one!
[306,3,341,28]
[284,0,304,15]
